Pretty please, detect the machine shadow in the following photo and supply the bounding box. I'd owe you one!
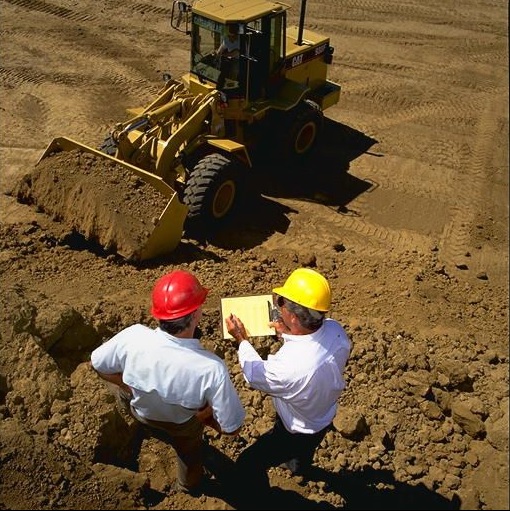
[256,118,379,203]
[202,445,461,511]
[203,119,379,251]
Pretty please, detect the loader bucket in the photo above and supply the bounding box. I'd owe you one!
[15,137,188,261]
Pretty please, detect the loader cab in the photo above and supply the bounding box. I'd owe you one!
[189,11,286,102]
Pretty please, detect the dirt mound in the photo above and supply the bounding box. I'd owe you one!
[0,218,508,509]
[13,149,170,260]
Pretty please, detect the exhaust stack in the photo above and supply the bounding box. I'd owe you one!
[296,0,307,45]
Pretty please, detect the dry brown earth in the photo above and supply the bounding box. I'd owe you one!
[0,0,508,510]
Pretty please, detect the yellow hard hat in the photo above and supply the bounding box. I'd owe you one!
[272,268,331,312]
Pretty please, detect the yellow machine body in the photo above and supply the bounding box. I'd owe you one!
[31,0,341,261]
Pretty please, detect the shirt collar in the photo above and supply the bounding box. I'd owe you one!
[156,327,204,350]
[281,321,325,343]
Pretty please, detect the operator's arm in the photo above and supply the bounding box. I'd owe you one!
[195,404,222,434]
[215,40,226,55]
[215,39,239,58]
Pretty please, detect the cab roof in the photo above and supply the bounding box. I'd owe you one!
[192,0,290,24]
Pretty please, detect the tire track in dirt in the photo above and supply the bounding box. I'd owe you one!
[437,93,509,276]
[1,0,182,146]
[0,23,166,147]
[264,194,436,259]
[332,93,504,265]
[3,0,92,22]
[0,68,47,87]
[0,66,53,147]
[309,0,501,29]
[296,102,502,262]
[352,155,452,205]
[342,57,501,97]
[131,1,170,17]
[0,63,87,90]
[371,100,482,145]
[0,55,154,148]
[3,0,171,22]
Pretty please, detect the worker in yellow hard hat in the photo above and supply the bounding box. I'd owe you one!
[225,267,351,505]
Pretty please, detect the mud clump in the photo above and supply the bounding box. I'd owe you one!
[14,149,171,260]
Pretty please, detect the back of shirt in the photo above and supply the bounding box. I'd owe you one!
[91,324,245,433]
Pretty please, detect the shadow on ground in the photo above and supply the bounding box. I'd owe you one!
[195,119,379,252]
[202,444,461,510]
[256,118,379,205]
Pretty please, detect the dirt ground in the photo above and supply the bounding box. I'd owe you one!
[0,0,508,510]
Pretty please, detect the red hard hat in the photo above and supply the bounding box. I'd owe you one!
[151,270,208,320]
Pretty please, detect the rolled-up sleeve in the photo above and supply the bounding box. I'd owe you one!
[90,339,122,373]
[207,370,245,433]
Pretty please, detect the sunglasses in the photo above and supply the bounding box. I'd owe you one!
[276,295,286,308]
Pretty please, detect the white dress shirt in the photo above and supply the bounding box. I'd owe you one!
[218,35,240,54]
[238,318,351,434]
[91,324,245,433]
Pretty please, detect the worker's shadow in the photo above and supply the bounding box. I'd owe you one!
[208,119,379,251]
[202,444,461,510]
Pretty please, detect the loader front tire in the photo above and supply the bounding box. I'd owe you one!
[183,153,242,238]
[99,135,118,156]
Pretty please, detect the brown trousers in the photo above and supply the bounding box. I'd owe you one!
[113,385,205,492]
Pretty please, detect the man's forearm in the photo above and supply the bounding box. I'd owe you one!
[99,371,121,385]
[91,366,132,395]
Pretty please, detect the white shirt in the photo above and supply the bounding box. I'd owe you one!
[91,324,245,433]
[238,318,351,434]
[218,35,240,55]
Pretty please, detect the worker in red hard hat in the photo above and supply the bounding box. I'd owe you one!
[90,269,245,496]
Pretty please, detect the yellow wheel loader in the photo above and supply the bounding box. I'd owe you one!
[19,0,341,261]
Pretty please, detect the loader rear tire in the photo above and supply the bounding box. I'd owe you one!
[183,153,243,238]
[278,100,324,162]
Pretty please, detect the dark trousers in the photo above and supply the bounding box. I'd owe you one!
[113,384,205,492]
[235,415,329,507]
[132,408,205,492]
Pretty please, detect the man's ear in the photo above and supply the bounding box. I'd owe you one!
[193,307,203,322]
[288,310,299,326]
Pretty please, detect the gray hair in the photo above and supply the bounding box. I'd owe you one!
[282,298,325,331]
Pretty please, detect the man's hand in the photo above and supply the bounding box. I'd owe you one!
[225,314,247,343]
[196,404,222,434]
[268,317,290,339]
[195,403,213,422]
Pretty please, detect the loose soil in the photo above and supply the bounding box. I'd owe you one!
[14,149,171,260]
[0,0,508,510]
